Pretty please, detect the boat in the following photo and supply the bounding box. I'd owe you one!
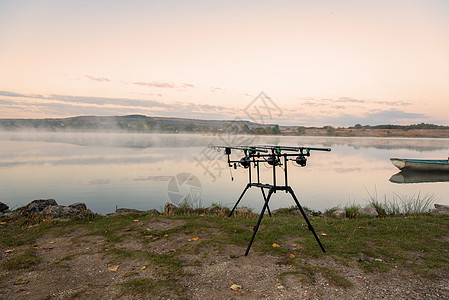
[390,171,449,184]
[390,158,449,172]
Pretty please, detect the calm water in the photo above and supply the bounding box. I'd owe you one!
[1,131,448,214]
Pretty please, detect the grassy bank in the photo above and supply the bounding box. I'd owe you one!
[1,210,448,298]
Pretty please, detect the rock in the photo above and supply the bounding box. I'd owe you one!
[164,203,178,215]
[114,208,142,215]
[358,252,372,263]
[236,206,249,214]
[146,209,160,215]
[290,209,301,215]
[303,209,313,217]
[16,199,58,214]
[332,209,346,219]
[207,205,220,214]
[112,208,160,216]
[434,204,449,210]
[356,206,378,217]
[0,202,9,213]
[311,210,323,217]
[3,211,18,218]
[270,208,282,215]
[69,202,87,211]
[430,204,449,215]
[41,205,79,218]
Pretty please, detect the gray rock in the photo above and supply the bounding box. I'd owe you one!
[41,205,79,218]
[270,208,282,215]
[430,204,449,215]
[332,209,346,219]
[303,209,313,217]
[3,211,18,218]
[164,203,178,215]
[291,209,301,215]
[69,202,87,211]
[207,205,220,213]
[146,209,160,215]
[114,208,142,215]
[113,208,160,216]
[0,202,9,213]
[17,199,58,214]
[289,208,314,216]
[434,204,449,211]
[236,206,249,214]
[356,206,378,217]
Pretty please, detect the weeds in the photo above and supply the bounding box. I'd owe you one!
[121,278,184,298]
[396,192,436,214]
[280,265,352,288]
[365,187,436,216]
[1,249,42,270]
[344,203,361,218]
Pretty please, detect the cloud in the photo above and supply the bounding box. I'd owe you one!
[0,90,238,120]
[182,83,195,88]
[335,97,366,103]
[373,100,412,107]
[311,109,428,127]
[0,90,168,108]
[367,108,427,122]
[85,75,110,82]
[133,81,176,88]
[211,87,223,92]
[1,90,435,127]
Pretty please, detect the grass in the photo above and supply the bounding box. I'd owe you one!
[344,203,361,218]
[108,247,184,276]
[69,290,85,299]
[365,187,436,216]
[121,278,185,299]
[1,249,42,270]
[280,265,352,288]
[1,207,448,297]
[229,213,449,276]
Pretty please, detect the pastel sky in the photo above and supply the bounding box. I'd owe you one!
[1,0,449,126]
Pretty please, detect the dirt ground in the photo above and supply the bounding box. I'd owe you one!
[1,218,448,300]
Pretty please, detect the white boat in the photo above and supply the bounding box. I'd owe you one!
[390,158,449,172]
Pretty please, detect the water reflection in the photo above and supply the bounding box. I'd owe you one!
[1,131,449,152]
[390,171,449,184]
[1,132,449,214]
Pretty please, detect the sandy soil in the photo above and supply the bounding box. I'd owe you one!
[0,218,448,300]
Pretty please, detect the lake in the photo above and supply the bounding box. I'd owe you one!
[1,131,448,214]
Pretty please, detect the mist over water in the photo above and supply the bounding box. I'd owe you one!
[1,131,448,214]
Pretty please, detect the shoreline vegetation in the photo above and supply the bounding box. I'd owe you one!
[0,199,448,299]
[1,115,449,138]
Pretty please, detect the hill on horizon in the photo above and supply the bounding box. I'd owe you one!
[0,114,278,132]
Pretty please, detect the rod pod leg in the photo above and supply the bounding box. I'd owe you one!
[245,188,274,256]
[260,187,272,217]
[287,187,326,253]
[229,184,251,217]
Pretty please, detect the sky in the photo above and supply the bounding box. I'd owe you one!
[1,0,449,127]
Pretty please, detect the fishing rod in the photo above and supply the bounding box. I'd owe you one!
[210,144,330,168]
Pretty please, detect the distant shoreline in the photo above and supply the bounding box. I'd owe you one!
[1,115,448,138]
[1,127,449,139]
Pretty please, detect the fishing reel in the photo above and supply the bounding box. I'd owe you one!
[294,155,307,167]
[239,156,251,168]
[266,156,281,166]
